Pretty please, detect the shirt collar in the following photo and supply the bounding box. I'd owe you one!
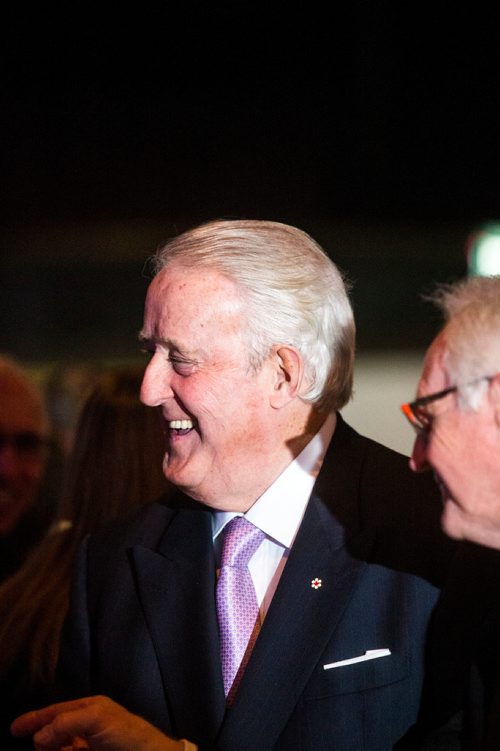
[212,412,336,548]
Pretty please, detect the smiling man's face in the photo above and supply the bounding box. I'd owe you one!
[0,372,48,536]
[140,263,293,512]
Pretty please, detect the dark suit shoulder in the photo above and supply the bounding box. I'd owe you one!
[82,491,204,569]
[321,415,457,584]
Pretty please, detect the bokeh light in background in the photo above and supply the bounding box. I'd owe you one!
[467,223,500,276]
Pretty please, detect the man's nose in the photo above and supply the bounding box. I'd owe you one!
[140,355,174,407]
[409,433,431,473]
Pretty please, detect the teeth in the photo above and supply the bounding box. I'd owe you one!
[168,419,194,430]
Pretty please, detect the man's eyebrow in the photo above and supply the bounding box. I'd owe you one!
[137,334,201,359]
[138,333,174,346]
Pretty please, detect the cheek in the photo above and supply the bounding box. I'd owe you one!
[12,458,44,486]
[29,457,46,482]
[207,389,266,456]
[427,426,466,483]
[192,386,229,424]
[197,372,266,421]
[426,430,449,469]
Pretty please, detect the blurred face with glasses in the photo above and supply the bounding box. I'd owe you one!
[401,332,500,550]
[0,369,49,536]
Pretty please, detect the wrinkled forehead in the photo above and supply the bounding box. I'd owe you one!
[148,262,238,298]
[143,263,247,336]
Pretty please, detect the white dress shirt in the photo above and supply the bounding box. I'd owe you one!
[212,412,336,621]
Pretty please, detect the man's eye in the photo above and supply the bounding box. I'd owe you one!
[168,357,194,375]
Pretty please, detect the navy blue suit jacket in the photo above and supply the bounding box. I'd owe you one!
[58,416,455,750]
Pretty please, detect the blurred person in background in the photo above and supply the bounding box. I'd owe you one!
[44,362,103,458]
[0,366,171,749]
[0,355,59,583]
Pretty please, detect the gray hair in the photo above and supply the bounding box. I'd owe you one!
[430,275,500,409]
[153,219,355,412]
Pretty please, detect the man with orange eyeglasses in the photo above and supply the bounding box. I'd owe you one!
[401,275,500,551]
[401,275,500,750]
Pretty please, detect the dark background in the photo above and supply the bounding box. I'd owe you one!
[2,4,499,362]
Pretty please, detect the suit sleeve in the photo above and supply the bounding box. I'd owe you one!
[56,535,93,700]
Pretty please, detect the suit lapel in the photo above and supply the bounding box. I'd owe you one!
[218,417,374,749]
[130,416,372,749]
[131,503,226,746]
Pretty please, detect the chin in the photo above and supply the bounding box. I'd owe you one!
[162,466,202,502]
[440,499,463,540]
[433,472,451,506]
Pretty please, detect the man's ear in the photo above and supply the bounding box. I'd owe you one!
[269,345,305,408]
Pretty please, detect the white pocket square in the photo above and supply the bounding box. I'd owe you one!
[323,648,391,670]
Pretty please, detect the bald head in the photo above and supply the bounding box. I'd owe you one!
[0,357,48,433]
[0,356,49,536]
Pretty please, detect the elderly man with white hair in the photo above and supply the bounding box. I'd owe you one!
[399,275,500,750]
[12,220,455,751]
[402,275,500,550]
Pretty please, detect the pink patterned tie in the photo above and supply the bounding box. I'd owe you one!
[216,516,265,703]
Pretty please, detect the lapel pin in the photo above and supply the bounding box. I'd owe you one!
[311,578,322,589]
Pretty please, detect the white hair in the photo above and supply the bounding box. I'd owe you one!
[430,276,500,409]
[152,219,355,412]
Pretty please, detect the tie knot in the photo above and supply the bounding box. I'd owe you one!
[220,516,265,569]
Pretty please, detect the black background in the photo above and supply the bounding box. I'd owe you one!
[2,4,499,360]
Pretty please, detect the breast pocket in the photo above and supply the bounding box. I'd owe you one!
[305,648,409,698]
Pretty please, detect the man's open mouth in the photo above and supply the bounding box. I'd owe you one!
[167,419,196,436]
